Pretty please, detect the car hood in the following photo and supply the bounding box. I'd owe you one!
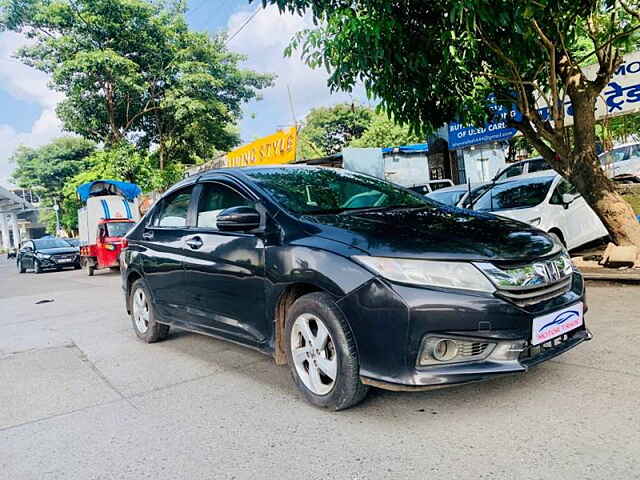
[301,206,556,262]
[38,247,79,255]
[490,207,543,224]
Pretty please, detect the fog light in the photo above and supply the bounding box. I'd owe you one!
[432,339,458,362]
[418,335,496,366]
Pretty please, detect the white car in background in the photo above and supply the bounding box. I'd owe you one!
[599,143,640,182]
[472,173,609,250]
[492,156,552,182]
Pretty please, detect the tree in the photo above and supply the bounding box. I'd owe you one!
[297,103,374,157]
[59,141,184,232]
[264,0,640,246]
[2,0,273,166]
[10,136,96,233]
[10,137,96,202]
[350,111,422,148]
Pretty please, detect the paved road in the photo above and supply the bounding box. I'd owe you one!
[0,257,639,480]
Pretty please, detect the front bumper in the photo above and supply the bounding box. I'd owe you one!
[360,328,592,391]
[38,256,80,268]
[337,272,590,391]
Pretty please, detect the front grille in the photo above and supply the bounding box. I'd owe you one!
[458,341,490,357]
[496,277,572,307]
[519,333,571,362]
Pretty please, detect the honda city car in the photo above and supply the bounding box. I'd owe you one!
[121,166,591,410]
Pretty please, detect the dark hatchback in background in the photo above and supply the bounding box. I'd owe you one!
[121,166,591,410]
[17,237,81,273]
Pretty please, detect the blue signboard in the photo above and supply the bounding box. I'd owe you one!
[448,102,521,150]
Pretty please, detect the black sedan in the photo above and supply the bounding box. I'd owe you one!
[121,166,591,410]
[17,237,81,273]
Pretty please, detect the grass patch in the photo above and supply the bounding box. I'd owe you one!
[622,193,640,214]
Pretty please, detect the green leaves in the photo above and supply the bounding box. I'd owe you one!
[297,103,374,156]
[5,0,273,164]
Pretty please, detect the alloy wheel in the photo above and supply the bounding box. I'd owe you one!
[290,313,338,396]
[132,288,150,334]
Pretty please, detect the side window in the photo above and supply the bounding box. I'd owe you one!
[527,158,550,173]
[496,163,524,181]
[196,183,251,229]
[613,147,630,163]
[154,188,193,228]
[550,180,577,204]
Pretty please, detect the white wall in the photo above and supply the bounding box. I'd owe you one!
[462,145,507,183]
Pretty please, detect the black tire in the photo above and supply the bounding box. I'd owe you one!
[34,261,42,274]
[17,259,25,274]
[87,263,95,276]
[285,292,368,411]
[129,279,169,343]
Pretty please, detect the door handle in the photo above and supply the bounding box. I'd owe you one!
[142,230,154,240]
[185,236,203,250]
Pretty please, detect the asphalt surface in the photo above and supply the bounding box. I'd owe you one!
[0,257,639,480]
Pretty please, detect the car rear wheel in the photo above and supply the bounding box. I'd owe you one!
[130,279,169,343]
[285,292,368,411]
[86,260,95,276]
[17,259,25,274]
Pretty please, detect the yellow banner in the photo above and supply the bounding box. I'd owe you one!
[227,127,297,167]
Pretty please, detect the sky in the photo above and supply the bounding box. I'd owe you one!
[0,0,368,187]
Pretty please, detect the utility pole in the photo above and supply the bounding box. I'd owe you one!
[53,202,60,235]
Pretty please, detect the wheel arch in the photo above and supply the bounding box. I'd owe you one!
[547,227,566,247]
[273,283,325,365]
[125,269,143,313]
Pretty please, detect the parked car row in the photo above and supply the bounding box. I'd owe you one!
[426,155,613,251]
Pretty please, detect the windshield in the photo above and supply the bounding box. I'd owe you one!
[246,168,431,214]
[33,238,72,249]
[105,222,134,237]
[474,177,553,211]
[427,189,466,206]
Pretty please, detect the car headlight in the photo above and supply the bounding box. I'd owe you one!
[352,256,496,292]
[529,217,542,226]
[36,253,51,259]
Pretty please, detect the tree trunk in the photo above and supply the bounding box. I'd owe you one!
[568,92,640,247]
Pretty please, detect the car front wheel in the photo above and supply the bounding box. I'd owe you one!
[130,279,169,343]
[285,292,368,411]
[34,261,42,274]
[17,259,25,274]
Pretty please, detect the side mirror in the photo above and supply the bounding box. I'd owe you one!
[562,193,576,208]
[216,206,261,232]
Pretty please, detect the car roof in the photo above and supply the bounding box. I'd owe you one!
[602,142,639,152]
